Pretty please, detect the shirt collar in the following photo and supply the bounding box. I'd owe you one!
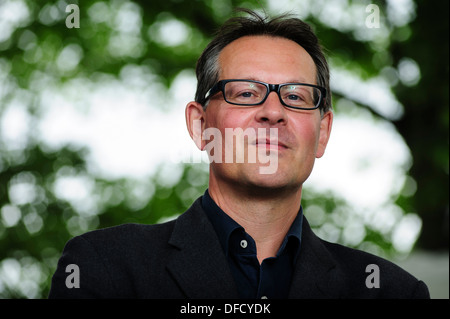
[202,189,243,254]
[201,189,303,260]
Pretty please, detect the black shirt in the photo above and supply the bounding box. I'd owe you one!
[202,190,303,299]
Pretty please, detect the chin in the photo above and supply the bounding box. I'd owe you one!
[212,163,307,195]
[243,169,300,193]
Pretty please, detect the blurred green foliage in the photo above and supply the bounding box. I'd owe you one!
[0,0,448,298]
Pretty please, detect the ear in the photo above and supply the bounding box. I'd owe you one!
[316,111,333,158]
[185,101,206,150]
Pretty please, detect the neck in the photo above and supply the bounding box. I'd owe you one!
[208,180,302,263]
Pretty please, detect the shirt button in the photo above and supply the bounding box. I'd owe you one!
[240,240,248,249]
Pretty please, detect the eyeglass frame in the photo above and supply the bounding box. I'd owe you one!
[203,79,327,110]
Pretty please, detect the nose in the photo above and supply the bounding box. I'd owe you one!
[255,91,287,126]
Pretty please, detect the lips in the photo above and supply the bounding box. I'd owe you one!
[255,138,287,150]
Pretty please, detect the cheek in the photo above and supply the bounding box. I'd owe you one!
[296,114,319,133]
[206,108,250,131]
[293,119,322,154]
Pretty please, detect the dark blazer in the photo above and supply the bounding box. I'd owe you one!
[49,197,429,299]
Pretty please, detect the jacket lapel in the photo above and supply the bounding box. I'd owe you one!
[288,217,345,299]
[166,198,239,299]
[166,199,344,299]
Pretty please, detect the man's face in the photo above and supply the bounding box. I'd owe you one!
[199,35,332,192]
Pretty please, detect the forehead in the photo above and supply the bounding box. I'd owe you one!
[218,35,317,84]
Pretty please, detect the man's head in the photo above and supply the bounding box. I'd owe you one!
[195,9,332,114]
[186,9,333,196]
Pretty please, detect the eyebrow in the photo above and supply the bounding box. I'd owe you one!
[239,76,312,84]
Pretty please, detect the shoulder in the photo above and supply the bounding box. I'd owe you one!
[78,221,175,246]
[49,198,208,298]
[49,220,179,298]
[60,197,206,265]
[320,239,430,298]
[65,220,177,263]
[322,240,401,274]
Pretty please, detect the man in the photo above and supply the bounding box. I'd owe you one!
[49,9,429,299]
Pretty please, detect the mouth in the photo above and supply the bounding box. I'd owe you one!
[254,139,287,150]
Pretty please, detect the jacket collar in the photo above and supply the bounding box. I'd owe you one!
[166,197,239,298]
[167,196,343,299]
[288,217,344,298]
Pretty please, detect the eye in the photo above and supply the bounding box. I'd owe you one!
[283,93,306,103]
[224,81,266,104]
[286,94,303,101]
[240,91,254,98]
[281,85,314,106]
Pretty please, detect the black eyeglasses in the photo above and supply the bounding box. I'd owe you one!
[204,79,326,110]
